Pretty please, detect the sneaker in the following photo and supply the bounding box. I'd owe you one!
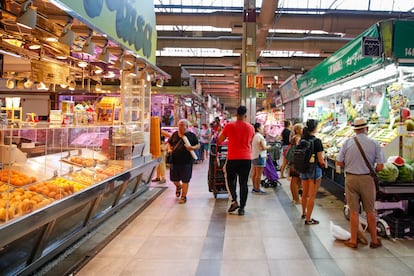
[252,189,267,194]
[304,218,319,225]
[238,208,245,216]
[228,201,239,212]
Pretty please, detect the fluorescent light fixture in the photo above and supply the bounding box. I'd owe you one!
[16,0,37,30]
[0,49,22,58]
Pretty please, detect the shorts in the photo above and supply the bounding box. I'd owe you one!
[282,145,289,157]
[300,164,322,180]
[170,163,193,182]
[345,174,376,213]
[252,156,266,167]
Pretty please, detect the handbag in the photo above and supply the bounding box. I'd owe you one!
[166,139,182,165]
[354,137,380,192]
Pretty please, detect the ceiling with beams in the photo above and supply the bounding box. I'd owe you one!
[154,0,414,111]
[0,0,413,112]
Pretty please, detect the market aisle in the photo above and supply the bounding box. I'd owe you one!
[77,161,414,276]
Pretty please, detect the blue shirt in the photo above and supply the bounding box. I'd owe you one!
[336,133,385,174]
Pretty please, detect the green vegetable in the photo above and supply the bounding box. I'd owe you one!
[397,163,414,182]
[378,162,399,182]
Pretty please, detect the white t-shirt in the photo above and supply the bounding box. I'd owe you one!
[252,132,267,159]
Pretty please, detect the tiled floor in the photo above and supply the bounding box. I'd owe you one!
[77,161,414,276]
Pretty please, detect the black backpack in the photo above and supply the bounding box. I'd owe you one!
[293,138,315,173]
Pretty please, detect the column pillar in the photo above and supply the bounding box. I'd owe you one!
[240,0,257,123]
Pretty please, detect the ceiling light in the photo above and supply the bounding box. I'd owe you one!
[114,49,125,70]
[156,78,164,88]
[68,78,76,91]
[45,37,58,42]
[78,61,88,68]
[94,67,103,74]
[16,0,37,30]
[98,40,110,63]
[28,43,41,50]
[37,82,48,90]
[58,18,75,47]
[0,49,21,58]
[95,80,102,92]
[6,78,15,89]
[82,30,95,56]
[23,78,33,89]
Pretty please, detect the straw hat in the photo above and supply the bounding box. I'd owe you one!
[353,117,368,130]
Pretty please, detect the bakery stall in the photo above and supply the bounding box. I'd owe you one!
[0,0,170,274]
[0,123,157,275]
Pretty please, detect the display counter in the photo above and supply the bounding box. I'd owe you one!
[0,124,159,275]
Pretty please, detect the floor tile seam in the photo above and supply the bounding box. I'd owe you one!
[273,186,345,275]
[195,195,227,274]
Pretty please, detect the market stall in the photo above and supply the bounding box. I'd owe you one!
[295,19,414,238]
[295,19,414,174]
[0,0,168,274]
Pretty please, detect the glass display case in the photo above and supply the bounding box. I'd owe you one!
[0,123,159,275]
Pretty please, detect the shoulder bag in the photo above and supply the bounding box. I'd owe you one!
[166,138,182,165]
[353,136,380,192]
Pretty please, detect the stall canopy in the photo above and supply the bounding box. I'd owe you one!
[297,22,383,96]
[297,19,414,97]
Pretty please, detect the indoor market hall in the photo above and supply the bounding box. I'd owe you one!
[70,161,414,276]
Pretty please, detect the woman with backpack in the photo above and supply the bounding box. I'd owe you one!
[300,119,325,225]
[287,123,303,204]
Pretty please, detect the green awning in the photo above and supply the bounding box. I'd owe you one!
[297,24,383,96]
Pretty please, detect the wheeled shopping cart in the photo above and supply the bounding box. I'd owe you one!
[343,181,414,239]
[261,153,281,188]
[267,141,282,170]
[207,144,228,198]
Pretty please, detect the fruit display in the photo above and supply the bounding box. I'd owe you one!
[28,180,76,200]
[95,164,125,176]
[0,169,37,187]
[0,188,53,221]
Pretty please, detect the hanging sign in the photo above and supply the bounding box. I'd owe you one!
[255,75,264,89]
[51,0,157,64]
[246,74,255,88]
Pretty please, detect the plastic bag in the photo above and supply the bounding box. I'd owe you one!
[330,221,351,241]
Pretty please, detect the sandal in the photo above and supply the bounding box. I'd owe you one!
[304,218,319,225]
[370,239,382,249]
[175,186,182,198]
[344,240,357,249]
[179,196,187,204]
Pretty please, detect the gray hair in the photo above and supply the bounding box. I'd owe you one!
[178,119,190,127]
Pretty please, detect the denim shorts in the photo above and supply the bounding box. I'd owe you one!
[300,165,322,180]
[252,156,266,167]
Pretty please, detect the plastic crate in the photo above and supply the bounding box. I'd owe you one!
[383,214,413,238]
